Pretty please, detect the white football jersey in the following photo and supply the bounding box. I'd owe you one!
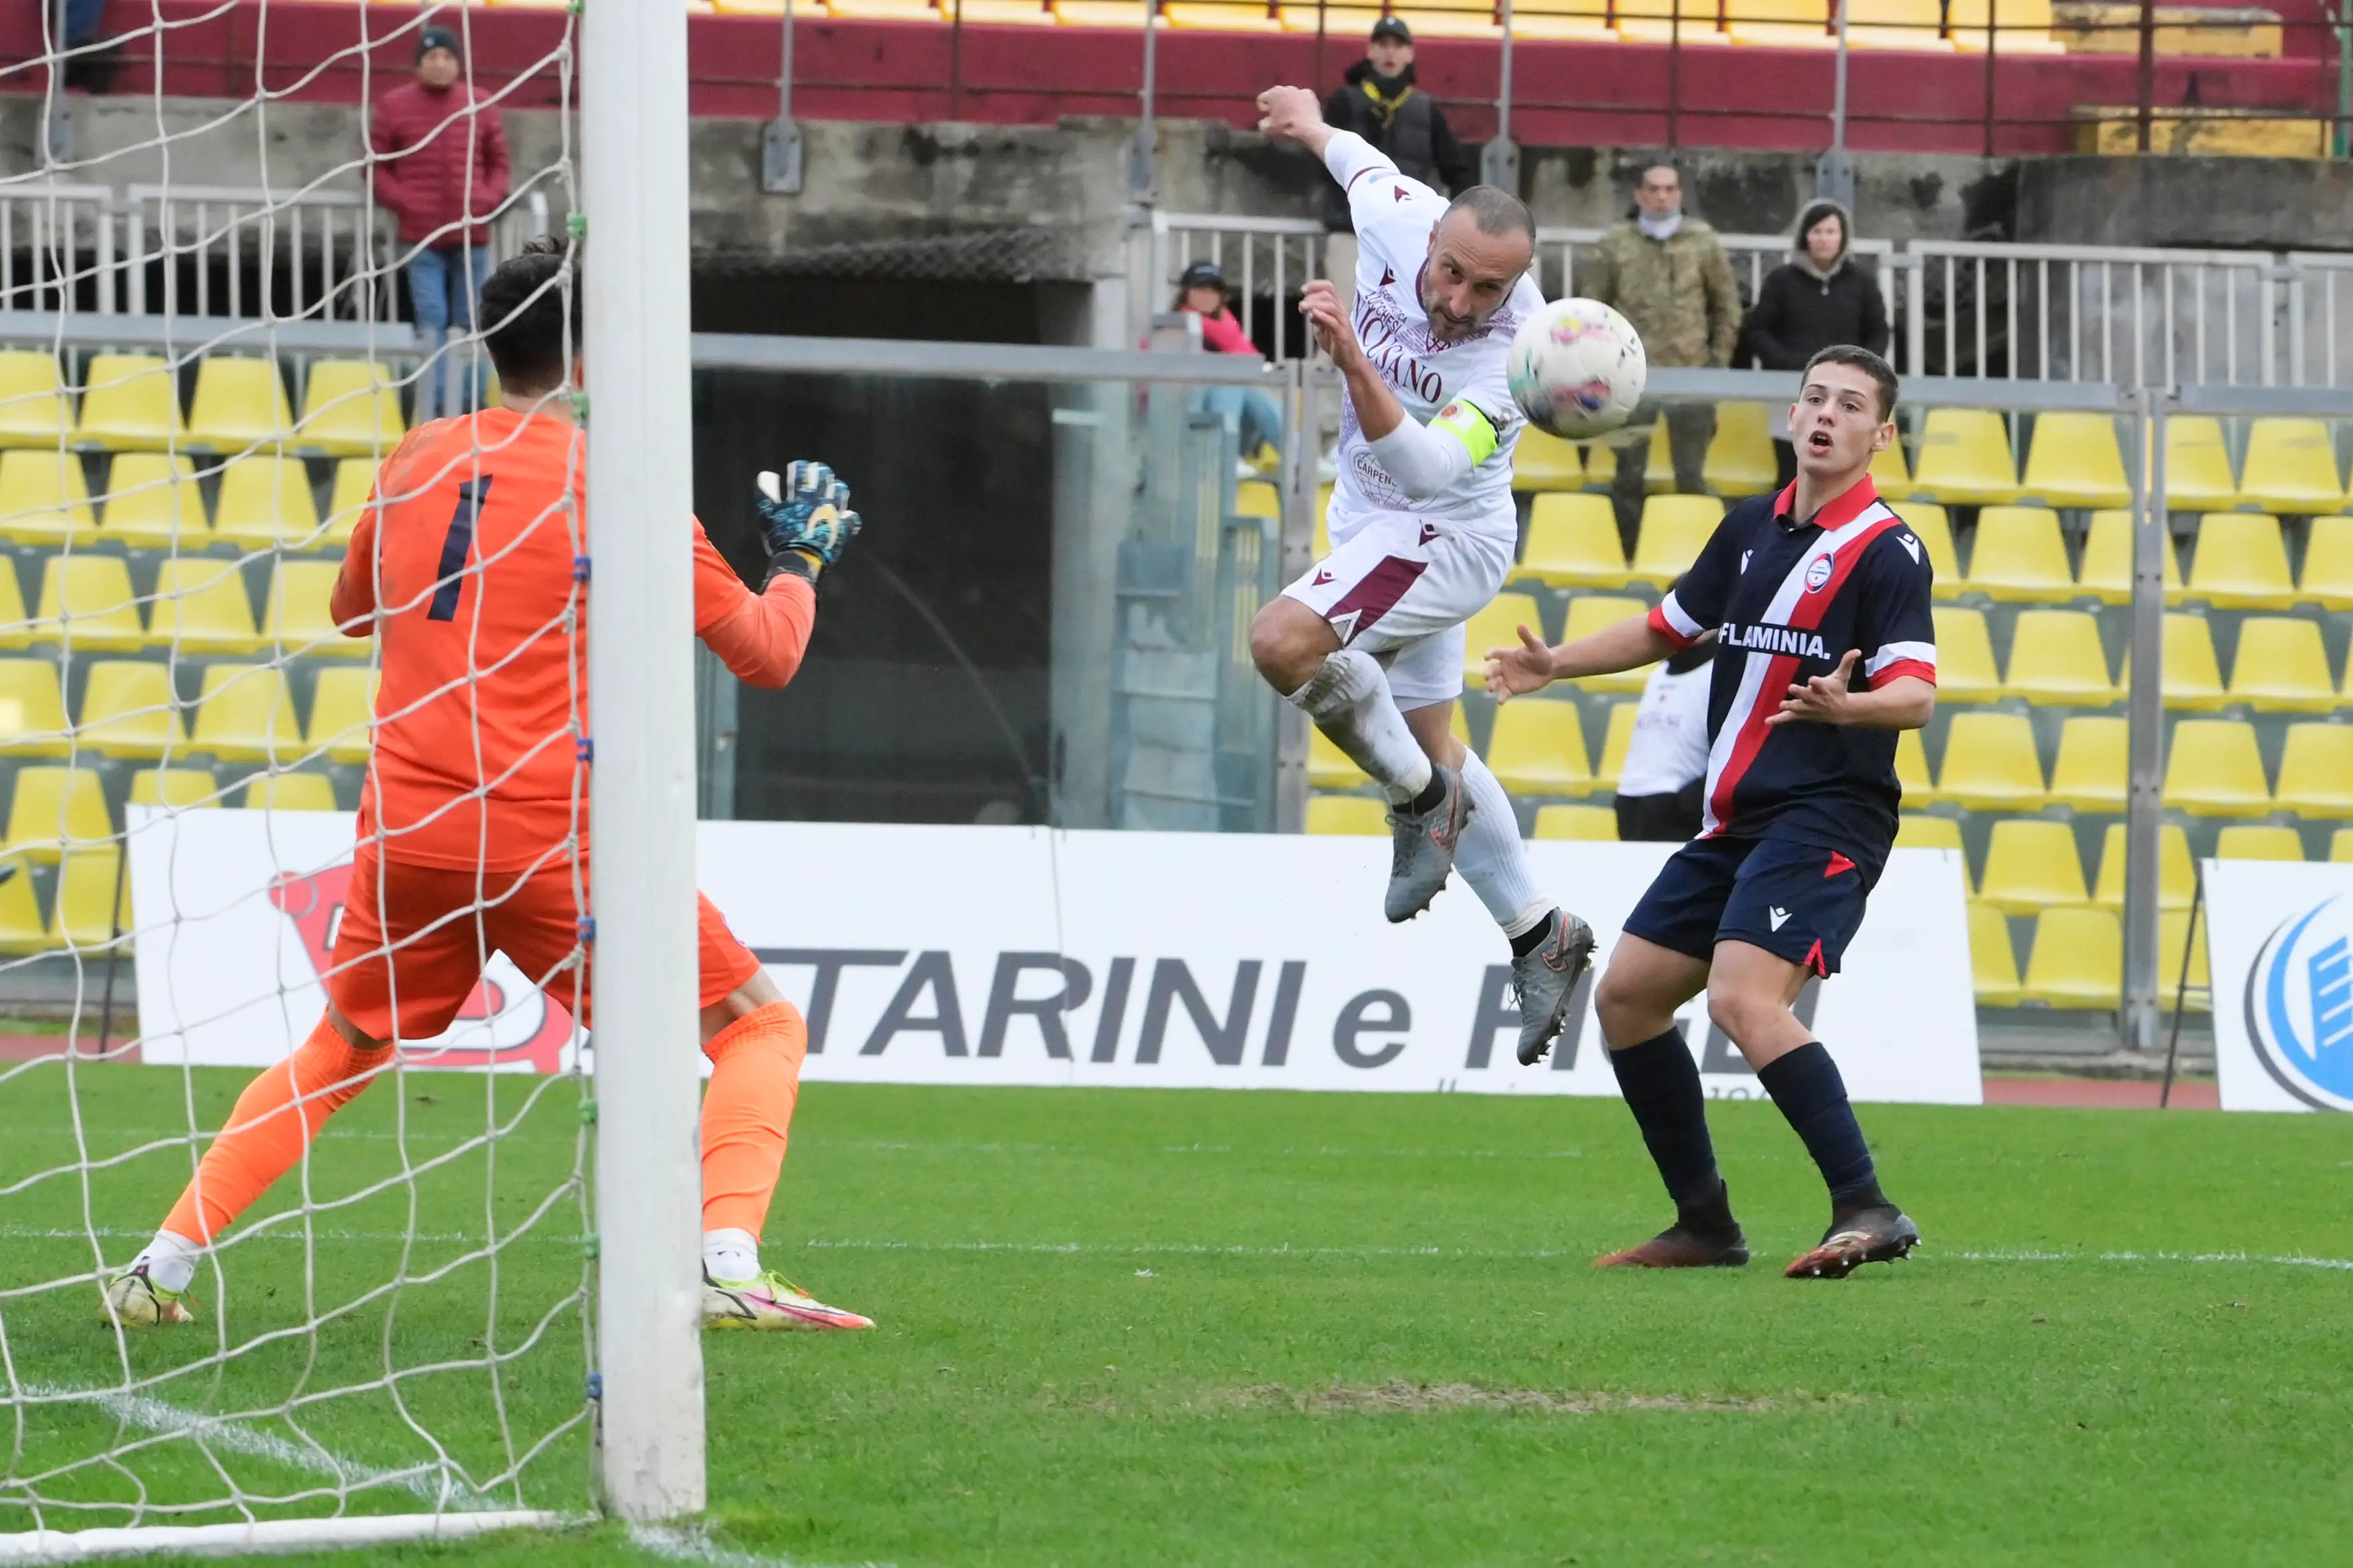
[1324,132,1542,547]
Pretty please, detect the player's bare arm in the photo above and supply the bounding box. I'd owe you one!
[1486,615,1677,701]
[1765,649,1935,730]
[1255,84,1334,160]
[1299,278,1406,442]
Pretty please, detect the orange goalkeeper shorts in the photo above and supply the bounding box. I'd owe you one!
[327,842,764,1042]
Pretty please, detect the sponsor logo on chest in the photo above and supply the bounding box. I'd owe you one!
[1720,621,1832,660]
[1353,292,1452,408]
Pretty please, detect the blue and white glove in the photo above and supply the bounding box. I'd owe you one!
[754,461,861,586]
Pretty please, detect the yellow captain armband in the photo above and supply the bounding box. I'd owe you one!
[1430,399,1500,465]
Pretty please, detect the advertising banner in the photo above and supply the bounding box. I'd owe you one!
[2205,859,2353,1113]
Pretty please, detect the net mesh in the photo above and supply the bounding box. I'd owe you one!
[1,1,599,1537]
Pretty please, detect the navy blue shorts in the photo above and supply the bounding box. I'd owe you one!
[1621,835,1878,977]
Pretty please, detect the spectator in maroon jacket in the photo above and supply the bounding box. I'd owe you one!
[1176,260,1282,475]
[371,26,511,420]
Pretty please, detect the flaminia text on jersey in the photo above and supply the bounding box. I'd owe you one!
[1716,621,1835,660]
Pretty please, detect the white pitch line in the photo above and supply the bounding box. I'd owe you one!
[628,1525,892,1568]
[17,1384,502,1513]
[798,1238,2353,1271]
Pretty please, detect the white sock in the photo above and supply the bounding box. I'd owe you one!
[702,1228,760,1284]
[1456,748,1554,937]
[138,1230,202,1294]
[1287,648,1433,802]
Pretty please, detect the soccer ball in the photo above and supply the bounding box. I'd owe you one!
[1506,298,1647,440]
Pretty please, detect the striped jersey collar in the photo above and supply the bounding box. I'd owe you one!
[1771,472,1882,533]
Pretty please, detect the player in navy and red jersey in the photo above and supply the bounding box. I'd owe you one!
[1486,345,1936,1280]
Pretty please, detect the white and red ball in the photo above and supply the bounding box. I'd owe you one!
[1506,297,1647,441]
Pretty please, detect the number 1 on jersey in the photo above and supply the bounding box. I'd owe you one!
[429,476,494,621]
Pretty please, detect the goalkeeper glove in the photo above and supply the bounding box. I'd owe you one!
[754,462,863,586]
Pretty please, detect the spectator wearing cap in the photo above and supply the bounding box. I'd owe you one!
[370,25,511,421]
[1177,260,1283,475]
[1318,18,1473,322]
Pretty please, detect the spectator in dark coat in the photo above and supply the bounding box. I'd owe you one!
[370,26,511,421]
[1742,199,1890,487]
[1318,19,1474,320]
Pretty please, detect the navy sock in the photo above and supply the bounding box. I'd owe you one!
[1605,1029,1723,1212]
[1756,1041,1882,1204]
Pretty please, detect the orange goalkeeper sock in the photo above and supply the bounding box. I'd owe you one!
[161,1016,394,1247]
[698,1000,807,1244]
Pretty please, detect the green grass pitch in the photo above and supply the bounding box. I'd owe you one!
[4,1065,2350,1565]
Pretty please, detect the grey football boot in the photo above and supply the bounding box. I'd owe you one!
[1382,763,1472,923]
[1513,911,1597,1066]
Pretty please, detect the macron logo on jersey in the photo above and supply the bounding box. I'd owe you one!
[1720,621,1833,660]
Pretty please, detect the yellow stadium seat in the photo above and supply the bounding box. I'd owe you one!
[1726,0,1834,46]
[1929,606,2002,702]
[149,558,262,656]
[1948,0,2067,51]
[242,772,340,811]
[130,767,220,810]
[1976,818,2090,914]
[822,0,939,16]
[264,561,368,658]
[1936,711,2045,810]
[1870,435,1912,501]
[1847,0,1952,48]
[2184,512,2294,609]
[1309,726,1367,790]
[295,359,406,459]
[77,662,184,760]
[1518,493,1627,589]
[2215,824,2304,860]
[2153,612,2227,710]
[1462,591,1547,688]
[1896,727,1938,805]
[2302,514,2353,611]
[0,559,34,652]
[1962,506,2072,601]
[2159,907,2210,1009]
[1627,495,1722,587]
[0,352,71,449]
[2227,616,2336,712]
[1164,1,1279,30]
[47,846,128,951]
[0,449,95,546]
[73,354,183,452]
[1488,698,1594,797]
[323,457,377,548]
[1532,803,1619,840]
[1233,481,1279,521]
[3,767,112,862]
[99,453,210,549]
[1558,595,1655,694]
[2161,718,2270,816]
[1062,0,1167,21]
[1896,812,1964,852]
[31,555,144,652]
[2019,412,2131,510]
[1313,484,1332,561]
[1510,0,1615,39]
[190,664,302,762]
[2049,716,2127,812]
[215,456,327,551]
[0,660,69,757]
[2078,509,2184,605]
[2274,723,2353,817]
[1595,700,1638,790]
[1306,794,1388,836]
[2021,907,2120,1009]
[2236,418,2344,514]
[1910,409,2018,507]
[2152,416,2237,512]
[1898,503,1962,599]
[2091,822,2194,911]
[0,852,49,954]
[2004,610,2114,705]
[1968,901,2022,1005]
[2334,827,2353,862]
[1701,403,1778,494]
[1512,428,1587,492]
[186,356,293,453]
[1615,0,1731,42]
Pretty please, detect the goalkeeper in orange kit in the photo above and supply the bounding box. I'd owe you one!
[106,238,871,1333]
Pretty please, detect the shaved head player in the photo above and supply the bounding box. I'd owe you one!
[105,239,873,1334]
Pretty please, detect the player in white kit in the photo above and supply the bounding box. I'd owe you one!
[1247,83,1596,1065]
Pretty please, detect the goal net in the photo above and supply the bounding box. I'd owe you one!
[0,1,688,1553]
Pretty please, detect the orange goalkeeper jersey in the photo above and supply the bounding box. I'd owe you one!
[333,405,816,870]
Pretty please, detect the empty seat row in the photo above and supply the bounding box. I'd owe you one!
[0,556,365,656]
[1313,693,1647,798]
[0,659,376,764]
[1906,815,2341,914]
[0,765,343,858]
[1972,904,2209,1011]
[1904,713,2353,816]
[0,351,407,459]
[1880,411,2348,514]
[0,449,371,552]
[1937,607,2353,710]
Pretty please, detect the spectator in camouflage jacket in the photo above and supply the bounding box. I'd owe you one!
[1580,165,1741,541]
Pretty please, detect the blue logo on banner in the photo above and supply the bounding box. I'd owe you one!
[2245,896,2353,1111]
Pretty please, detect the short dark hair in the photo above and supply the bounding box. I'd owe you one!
[1802,343,1898,421]
[1441,186,1535,244]
[476,236,579,394]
